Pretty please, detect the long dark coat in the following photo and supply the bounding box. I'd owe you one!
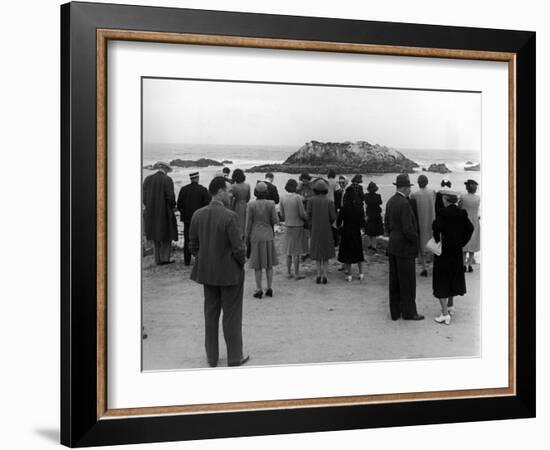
[337,203,365,263]
[176,181,211,223]
[364,192,384,237]
[432,204,474,298]
[143,171,178,242]
[384,193,419,258]
[307,194,337,260]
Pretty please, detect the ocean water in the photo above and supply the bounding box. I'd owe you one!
[143,143,482,205]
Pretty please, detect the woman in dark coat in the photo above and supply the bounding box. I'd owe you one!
[337,186,366,281]
[307,179,337,284]
[363,181,384,251]
[432,191,474,325]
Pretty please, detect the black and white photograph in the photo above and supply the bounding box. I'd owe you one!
[141,77,482,370]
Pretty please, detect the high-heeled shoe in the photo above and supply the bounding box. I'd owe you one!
[265,288,273,297]
[359,273,364,281]
[434,314,451,325]
[346,275,352,282]
[253,290,263,299]
[322,276,327,284]
[316,276,321,284]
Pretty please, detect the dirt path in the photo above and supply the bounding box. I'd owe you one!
[142,240,480,370]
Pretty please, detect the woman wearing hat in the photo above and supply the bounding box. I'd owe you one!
[363,181,384,251]
[307,179,337,284]
[279,178,308,280]
[230,168,251,239]
[245,182,279,298]
[432,190,474,324]
[460,179,480,272]
[337,185,366,281]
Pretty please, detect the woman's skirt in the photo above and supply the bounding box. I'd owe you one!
[282,226,306,256]
[364,214,384,237]
[248,240,279,269]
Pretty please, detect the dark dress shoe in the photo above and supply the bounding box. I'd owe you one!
[316,276,321,284]
[253,290,263,299]
[322,276,327,284]
[265,288,273,297]
[228,354,250,367]
[403,314,425,321]
[208,360,218,368]
[468,265,473,273]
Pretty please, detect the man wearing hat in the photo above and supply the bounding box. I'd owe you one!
[177,172,211,265]
[384,174,424,320]
[143,162,178,265]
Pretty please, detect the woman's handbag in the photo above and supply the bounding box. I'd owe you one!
[425,237,442,256]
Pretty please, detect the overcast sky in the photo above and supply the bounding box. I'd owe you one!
[143,78,481,151]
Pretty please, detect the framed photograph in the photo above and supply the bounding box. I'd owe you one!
[61,1,535,447]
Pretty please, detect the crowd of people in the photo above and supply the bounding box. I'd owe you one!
[143,162,480,367]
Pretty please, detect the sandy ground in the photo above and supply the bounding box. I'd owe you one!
[142,233,480,370]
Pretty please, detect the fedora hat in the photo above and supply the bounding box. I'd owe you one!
[393,173,413,187]
[464,179,479,186]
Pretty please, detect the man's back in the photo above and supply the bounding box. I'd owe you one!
[189,202,245,286]
[177,182,210,222]
[385,193,418,258]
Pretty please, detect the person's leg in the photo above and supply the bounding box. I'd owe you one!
[358,262,364,280]
[323,260,329,277]
[316,261,321,277]
[266,268,273,289]
[293,256,303,278]
[419,252,428,275]
[439,298,449,315]
[183,222,191,265]
[220,279,244,365]
[159,241,171,263]
[286,255,293,277]
[397,256,419,319]
[447,296,454,308]
[388,255,401,320]
[254,269,262,291]
[153,241,161,265]
[203,285,222,366]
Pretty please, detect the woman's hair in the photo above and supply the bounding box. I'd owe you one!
[208,176,228,196]
[285,178,298,193]
[254,188,268,199]
[351,174,363,184]
[231,168,245,183]
[367,181,378,193]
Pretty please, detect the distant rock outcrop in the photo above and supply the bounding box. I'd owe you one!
[465,163,480,171]
[169,158,224,168]
[247,140,418,174]
[221,160,233,164]
[427,163,451,174]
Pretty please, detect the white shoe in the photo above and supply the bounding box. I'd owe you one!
[346,275,352,282]
[434,314,451,325]
[359,273,364,281]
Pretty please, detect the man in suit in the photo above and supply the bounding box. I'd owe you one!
[264,172,280,204]
[176,172,211,265]
[189,176,249,368]
[334,175,348,214]
[384,174,424,321]
[142,162,178,265]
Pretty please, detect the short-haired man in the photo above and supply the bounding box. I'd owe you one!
[384,174,424,321]
[189,177,249,367]
[264,172,279,204]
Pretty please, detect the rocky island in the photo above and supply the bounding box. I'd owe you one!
[247,140,419,174]
[425,163,451,174]
[465,163,480,171]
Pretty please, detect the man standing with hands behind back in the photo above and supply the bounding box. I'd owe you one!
[189,176,250,368]
[385,174,424,321]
